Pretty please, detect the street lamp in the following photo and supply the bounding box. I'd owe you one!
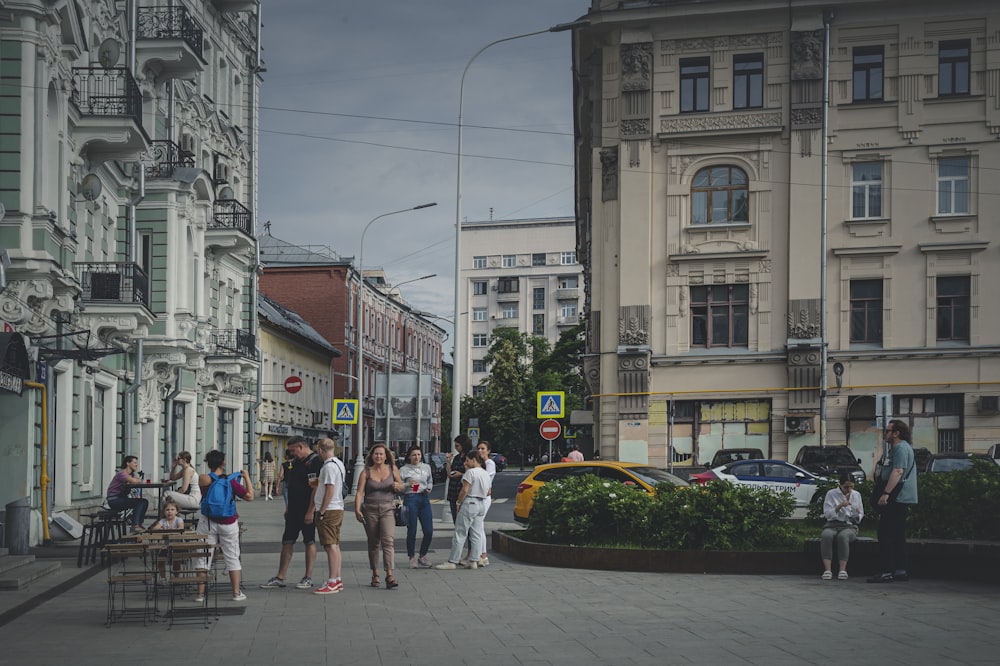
[450,18,586,455]
[354,203,437,492]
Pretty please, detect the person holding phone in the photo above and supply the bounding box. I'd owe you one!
[820,473,864,580]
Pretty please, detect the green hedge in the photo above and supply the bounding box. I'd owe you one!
[523,475,798,551]
[806,461,1000,540]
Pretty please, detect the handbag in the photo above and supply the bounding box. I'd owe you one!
[870,459,915,513]
[393,496,409,527]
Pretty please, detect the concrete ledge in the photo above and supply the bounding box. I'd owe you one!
[495,530,1000,582]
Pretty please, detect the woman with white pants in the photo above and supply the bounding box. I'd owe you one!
[163,451,202,511]
[475,441,496,566]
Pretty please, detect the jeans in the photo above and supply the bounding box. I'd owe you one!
[877,502,910,574]
[404,492,433,558]
[107,495,148,527]
[448,497,485,564]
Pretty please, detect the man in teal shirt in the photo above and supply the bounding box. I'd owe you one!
[868,419,918,583]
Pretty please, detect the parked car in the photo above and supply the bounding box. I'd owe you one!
[793,445,866,483]
[925,452,993,473]
[988,444,1000,466]
[514,461,688,525]
[689,459,825,507]
[702,448,764,469]
[913,447,933,473]
[428,452,448,482]
[490,452,507,472]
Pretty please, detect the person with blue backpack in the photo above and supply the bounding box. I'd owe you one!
[194,449,254,603]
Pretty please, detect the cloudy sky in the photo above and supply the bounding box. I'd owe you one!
[258,0,588,347]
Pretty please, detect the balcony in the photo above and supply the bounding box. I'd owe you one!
[555,287,579,300]
[207,199,254,252]
[557,315,580,327]
[211,0,259,12]
[74,262,156,335]
[70,67,149,162]
[495,290,520,303]
[210,329,257,360]
[144,140,195,179]
[136,6,206,81]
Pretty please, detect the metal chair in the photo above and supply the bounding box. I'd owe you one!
[163,538,216,628]
[103,541,154,626]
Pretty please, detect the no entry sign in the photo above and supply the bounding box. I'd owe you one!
[539,419,561,441]
[284,376,303,394]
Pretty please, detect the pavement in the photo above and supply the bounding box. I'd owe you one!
[1,493,999,665]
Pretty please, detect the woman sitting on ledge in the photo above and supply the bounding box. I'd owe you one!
[820,472,864,580]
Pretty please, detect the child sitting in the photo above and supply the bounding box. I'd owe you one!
[151,499,185,584]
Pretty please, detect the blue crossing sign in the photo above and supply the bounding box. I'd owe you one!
[536,391,565,419]
[333,399,359,424]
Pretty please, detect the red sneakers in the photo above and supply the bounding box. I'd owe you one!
[314,580,344,595]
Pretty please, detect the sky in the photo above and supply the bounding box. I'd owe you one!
[257,0,588,351]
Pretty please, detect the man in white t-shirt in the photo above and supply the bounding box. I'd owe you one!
[313,438,346,595]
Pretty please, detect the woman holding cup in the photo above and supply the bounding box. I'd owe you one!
[399,445,434,569]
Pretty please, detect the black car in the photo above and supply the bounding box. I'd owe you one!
[793,445,866,483]
[490,452,507,472]
[925,452,993,473]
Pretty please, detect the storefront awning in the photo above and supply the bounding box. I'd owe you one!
[0,332,30,396]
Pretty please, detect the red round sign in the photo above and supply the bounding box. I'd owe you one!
[539,419,561,441]
[284,376,302,394]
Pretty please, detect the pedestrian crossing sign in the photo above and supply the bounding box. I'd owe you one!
[536,391,565,418]
[333,399,359,424]
[468,428,480,440]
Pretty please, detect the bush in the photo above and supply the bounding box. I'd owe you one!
[908,461,1000,540]
[524,474,798,551]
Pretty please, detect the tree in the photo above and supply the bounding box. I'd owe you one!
[480,328,530,450]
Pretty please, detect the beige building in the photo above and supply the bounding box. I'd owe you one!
[459,217,582,397]
[572,0,1000,473]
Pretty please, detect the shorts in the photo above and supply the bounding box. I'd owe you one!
[196,518,241,572]
[316,510,344,546]
[281,506,317,545]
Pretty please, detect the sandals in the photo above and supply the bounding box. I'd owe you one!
[385,573,398,589]
[821,571,833,580]
[370,572,380,587]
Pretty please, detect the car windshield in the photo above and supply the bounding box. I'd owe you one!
[822,448,858,465]
[931,458,973,472]
[626,466,688,487]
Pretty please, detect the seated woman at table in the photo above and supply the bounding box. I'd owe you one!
[106,455,149,533]
[163,451,201,511]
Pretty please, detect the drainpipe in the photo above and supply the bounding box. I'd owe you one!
[127,0,137,74]
[819,11,833,447]
[163,367,182,475]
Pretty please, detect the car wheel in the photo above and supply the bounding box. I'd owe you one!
[810,491,824,505]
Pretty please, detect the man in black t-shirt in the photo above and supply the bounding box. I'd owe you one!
[261,436,323,590]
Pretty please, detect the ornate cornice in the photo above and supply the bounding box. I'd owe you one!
[660,111,782,135]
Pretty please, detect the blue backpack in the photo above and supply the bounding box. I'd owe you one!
[201,471,242,521]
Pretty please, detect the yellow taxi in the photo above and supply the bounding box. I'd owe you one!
[513,461,688,524]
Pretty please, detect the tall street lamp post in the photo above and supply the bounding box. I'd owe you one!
[354,203,437,492]
[450,17,585,521]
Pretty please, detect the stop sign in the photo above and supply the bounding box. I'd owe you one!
[539,419,561,441]
[284,376,302,394]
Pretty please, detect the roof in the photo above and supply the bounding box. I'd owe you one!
[258,233,352,267]
[257,293,340,356]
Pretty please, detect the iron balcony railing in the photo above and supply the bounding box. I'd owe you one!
[70,67,143,128]
[137,6,204,57]
[75,262,150,309]
[211,199,252,237]
[211,329,257,360]
[145,140,195,179]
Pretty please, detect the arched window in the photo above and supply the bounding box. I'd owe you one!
[691,166,749,225]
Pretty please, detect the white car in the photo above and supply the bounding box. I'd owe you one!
[703,459,826,507]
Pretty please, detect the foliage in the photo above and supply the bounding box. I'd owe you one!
[523,474,652,546]
[907,461,1000,540]
[525,475,798,551]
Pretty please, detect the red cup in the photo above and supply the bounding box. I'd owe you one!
[412,483,419,492]
[146,479,151,484]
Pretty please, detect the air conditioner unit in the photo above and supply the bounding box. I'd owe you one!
[784,415,815,434]
[214,162,229,183]
[978,395,1000,415]
[180,133,196,153]
[312,410,328,426]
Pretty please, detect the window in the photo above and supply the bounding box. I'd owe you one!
[852,46,883,102]
[533,287,545,310]
[690,285,749,348]
[733,53,763,109]
[532,314,545,335]
[473,255,486,269]
[937,157,969,214]
[472,333,487,347]
[851,163,882,219]
[938,40,970,96]
[559,276,578,289]
[532,253,546,266]
[502,304,518,319]
[561,251,576,265]
[502,254,516,268]
[850,279,883,344]
[472,281,487,296]
[560,303,577,318]
[937,276,970,342]
[497,277,518,294]
[472,307,487,321]
[691,166,749,225]
[472,359,486,373]
[218,408,235,457]
[680,57,710,113]
[472,385,486,397]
